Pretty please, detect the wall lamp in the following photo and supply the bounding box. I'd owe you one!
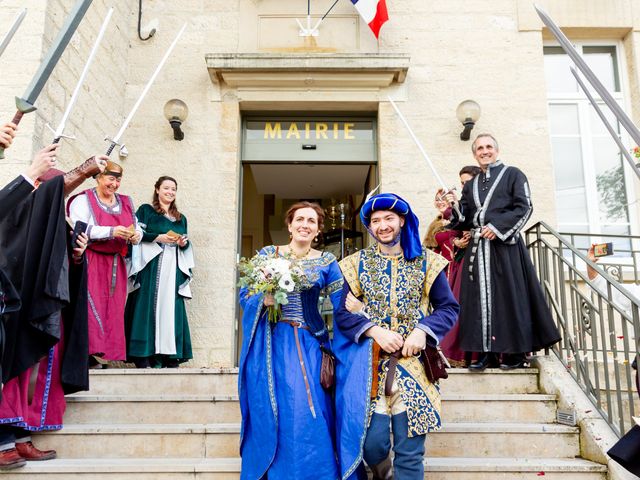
[164,99,188,141]
[456,100,481,141]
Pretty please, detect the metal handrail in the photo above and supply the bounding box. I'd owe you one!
[525,221,640,437]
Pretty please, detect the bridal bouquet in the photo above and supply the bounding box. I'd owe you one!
[238,253,307,323]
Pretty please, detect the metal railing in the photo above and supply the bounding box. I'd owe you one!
[525,221,640,437]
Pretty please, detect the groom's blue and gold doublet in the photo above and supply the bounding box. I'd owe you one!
[340,245,449,436]
[334,193,459,480]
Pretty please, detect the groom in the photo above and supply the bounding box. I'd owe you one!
[333,192,459,480]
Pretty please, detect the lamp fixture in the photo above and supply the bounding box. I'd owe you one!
[163,99,188,141]
[456,99,481,141]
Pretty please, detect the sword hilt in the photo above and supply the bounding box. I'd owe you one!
[104,137,119,157]
[46,124,75,145]
[0,98,38,159]
[0,110,24,160]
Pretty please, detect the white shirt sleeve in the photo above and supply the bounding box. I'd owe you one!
[21,174,35,186]
[68,194,114,240]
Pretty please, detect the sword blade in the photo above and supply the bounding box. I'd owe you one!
[0,8,27,59]
[21,0,93,107]
[54,8,113,140]
[387,96,448,191]
[535,4,640,147]
[110,23,187,146]
[570,67,640,179]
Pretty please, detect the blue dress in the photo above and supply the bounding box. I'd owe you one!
[238,246,343,480]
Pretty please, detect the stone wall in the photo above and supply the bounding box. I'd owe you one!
[0,0,639,366]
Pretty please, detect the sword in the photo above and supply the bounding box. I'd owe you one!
[0,8,27,60]
[535,4,640,148]
[48,8,113,145]
[570,67,640,179]
[387,96,461,215]
[104,23,187,157]
[0,0,93,159]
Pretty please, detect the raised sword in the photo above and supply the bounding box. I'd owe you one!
[387,96,462,215]
[0,8,27,60]
[535,4,640,149]
[48,8,113,144]
[0,0,93,159]
[104,23,187,157]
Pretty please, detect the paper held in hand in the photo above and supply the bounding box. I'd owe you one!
[166,230,181,241]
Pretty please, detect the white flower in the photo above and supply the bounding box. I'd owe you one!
[262,266,275,280]
[269,258,292,276]
[278,274,295,292]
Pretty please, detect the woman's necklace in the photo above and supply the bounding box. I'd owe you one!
[288,243,311,259]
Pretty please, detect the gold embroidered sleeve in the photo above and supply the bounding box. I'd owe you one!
[423,249,449,298]
[338,251,362,297]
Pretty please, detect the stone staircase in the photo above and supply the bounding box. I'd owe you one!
[3,367,608,479]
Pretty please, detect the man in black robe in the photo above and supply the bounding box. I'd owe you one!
[0,132,106,468]
[447,133,560,370]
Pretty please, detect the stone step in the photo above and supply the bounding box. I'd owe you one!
[33,422,580,460]
[86,368,540,396]
[64,393,558,424]
[0,457,607,479]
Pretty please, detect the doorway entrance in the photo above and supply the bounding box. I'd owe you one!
[235,115,378,363]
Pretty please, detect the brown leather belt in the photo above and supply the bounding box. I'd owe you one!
[278,320,316,418]
[383,350,402,397]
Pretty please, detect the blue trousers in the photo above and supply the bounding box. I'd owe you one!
[362,412,426,480]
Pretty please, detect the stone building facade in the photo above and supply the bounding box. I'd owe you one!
[0,0,639,367]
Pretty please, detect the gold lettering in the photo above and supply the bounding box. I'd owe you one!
[264,122,282,139]
[305,122,311,140]
[333,122,339,140]
[316,123,328,140]
[286,122,301,140]
[344,122,355,140]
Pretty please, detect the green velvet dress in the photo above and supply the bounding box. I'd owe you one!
[125,204,193,365]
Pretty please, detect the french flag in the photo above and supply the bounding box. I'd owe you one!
[351,0,388,39]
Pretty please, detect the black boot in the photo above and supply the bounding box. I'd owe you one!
[370,456,393,480]
[468,352,499,372]
[132,357,151,369]
[499,353,528,370]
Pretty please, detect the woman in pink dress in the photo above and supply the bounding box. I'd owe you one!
[424,166,481,366]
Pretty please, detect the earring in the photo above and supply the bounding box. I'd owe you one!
[314,235,319,242]
[289,233,293,239]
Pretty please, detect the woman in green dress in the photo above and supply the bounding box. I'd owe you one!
[125,176,194,368]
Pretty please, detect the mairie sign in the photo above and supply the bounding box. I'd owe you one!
[263,121,358,140]
[243,118,376,163]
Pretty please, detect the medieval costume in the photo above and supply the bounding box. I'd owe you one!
[67,187,140,361]
[0,176,33,223]
[125,204,194,367]
[423,211,467,366]
[238,247,343,480]
[0,173,89,467]
[448,160,561,367]
[334,193,459,480]
[0,175,35,385]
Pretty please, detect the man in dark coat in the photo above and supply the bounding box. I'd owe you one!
[447,133,560,370]
[0,129,106,469]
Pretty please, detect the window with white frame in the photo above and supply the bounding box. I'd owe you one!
[544,43,635,255]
